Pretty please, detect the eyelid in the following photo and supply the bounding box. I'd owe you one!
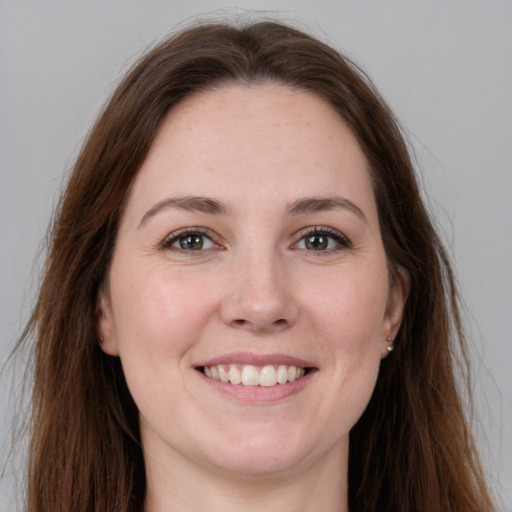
[159,227,224,251]
[291,226,352,251]
[158,225,350,253]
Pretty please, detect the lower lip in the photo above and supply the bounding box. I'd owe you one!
[197,369,316,403]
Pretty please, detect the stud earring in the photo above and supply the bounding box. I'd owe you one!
[100,336,104,343]
[386,337,394,352]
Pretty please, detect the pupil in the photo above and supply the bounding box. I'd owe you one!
[306,234,327,250]
[180,234,203,250]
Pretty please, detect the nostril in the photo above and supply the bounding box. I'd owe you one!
[229,317,288,332]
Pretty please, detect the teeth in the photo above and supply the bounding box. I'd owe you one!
[218,365,230,383]
[228,364,241,385]
[241,365,259,386]
[276,365,288,384]
[202,364,308,386]
[260,365,277,386]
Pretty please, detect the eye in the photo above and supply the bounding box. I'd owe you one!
[293,227,350,252]
[160,228,221,252]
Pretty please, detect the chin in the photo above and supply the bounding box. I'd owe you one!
[198,427,328,479]
[211,450,306,480]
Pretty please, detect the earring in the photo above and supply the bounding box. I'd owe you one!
[386,337,393,352]
[100,336,104,343]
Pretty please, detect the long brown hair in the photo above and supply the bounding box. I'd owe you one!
[18,21,495,511]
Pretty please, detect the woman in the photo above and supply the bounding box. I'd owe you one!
[19,21,495,511]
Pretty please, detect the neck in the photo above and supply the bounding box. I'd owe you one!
[143,442,349,512]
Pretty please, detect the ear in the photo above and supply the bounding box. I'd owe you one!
[381,266,410,359]
[96,287,119,356]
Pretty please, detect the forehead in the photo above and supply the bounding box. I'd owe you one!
[151,83,364,165]
[124,83,376,222]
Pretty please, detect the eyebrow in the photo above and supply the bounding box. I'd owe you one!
[138,194,367,228]
[138,195,231,228]
[285,196,367,223]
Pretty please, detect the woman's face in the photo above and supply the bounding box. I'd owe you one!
[98,84,407,479]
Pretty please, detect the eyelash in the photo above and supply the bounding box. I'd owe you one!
[292,226,351,253]
[159,226,351,254]
[159,227,222,253]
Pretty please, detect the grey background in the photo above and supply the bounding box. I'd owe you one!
[1,0,511,510]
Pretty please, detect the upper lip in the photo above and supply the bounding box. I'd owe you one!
[196,351,316,368]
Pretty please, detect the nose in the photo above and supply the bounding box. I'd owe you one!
[220,251,299,334]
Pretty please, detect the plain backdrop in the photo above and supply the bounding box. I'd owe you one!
[1,1,511,510]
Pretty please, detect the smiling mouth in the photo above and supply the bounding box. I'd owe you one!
[199,364,310,387]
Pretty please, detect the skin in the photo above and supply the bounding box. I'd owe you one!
[98,84,409,512]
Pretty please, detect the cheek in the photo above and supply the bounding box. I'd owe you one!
[109,264,217,362]
[108,267,218,417]
[305,269,387,420]
[310,267,389,348]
